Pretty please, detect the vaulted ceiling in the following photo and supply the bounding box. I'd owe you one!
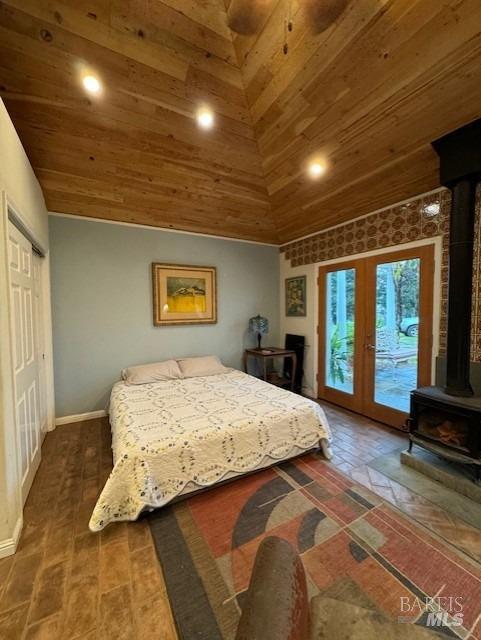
[1,0,481,244]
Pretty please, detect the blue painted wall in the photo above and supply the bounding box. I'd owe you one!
[49,216,279,416]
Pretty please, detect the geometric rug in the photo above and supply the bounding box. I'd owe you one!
[148,453,481,640]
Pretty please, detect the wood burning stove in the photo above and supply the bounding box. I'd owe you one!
[407,120,481,484]
[408,387,481,483]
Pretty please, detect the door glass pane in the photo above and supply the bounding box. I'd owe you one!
[326,269,355,393]
[374,259,420,412]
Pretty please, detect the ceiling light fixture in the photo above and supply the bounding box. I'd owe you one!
[82,74,102,95]
[196,107,215,130]
[423,202,440,218]
[308,160,327,179]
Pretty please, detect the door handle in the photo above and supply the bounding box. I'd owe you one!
[366,344,376,350]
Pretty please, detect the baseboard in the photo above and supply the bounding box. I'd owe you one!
[0,516,23,559]
[55,409,107,426]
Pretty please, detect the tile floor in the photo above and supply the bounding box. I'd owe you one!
[0,402,480,639]
[324,404,481,563]
[0,418,177,640]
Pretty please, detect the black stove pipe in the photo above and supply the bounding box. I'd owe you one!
[432,119,481,398]
[444,178,477,396]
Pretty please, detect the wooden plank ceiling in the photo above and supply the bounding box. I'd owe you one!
[1,1,481,244]
[0,0,276,242]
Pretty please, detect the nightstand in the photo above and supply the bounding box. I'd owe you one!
[243,347,297,391]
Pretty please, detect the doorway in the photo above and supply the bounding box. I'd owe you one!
[318,245,435,428]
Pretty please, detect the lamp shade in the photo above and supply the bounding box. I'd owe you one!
[249,315,269,335]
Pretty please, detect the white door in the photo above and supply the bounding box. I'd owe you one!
[8,221,41,502]
[33,253,48,435]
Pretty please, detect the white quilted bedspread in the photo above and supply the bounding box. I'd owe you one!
[89,369,331,531]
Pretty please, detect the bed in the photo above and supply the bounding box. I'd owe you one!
[89,368,332,531]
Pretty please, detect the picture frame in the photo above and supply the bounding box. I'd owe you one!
[152,263,217,326]
[285,275,306,317]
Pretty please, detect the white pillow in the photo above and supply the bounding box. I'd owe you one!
[177,355,227,378]
[122,359,183,385]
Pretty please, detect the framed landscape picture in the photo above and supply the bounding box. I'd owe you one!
[285,276,306,316]
[152,263,217,326]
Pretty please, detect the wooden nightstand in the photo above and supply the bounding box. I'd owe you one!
[243,347,297,391]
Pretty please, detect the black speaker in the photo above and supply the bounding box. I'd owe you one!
[284,334,305,393]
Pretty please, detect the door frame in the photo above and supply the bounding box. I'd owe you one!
[33,252,48,435]
[317,241,437,428]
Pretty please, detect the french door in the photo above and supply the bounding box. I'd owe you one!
[318,245,434,428]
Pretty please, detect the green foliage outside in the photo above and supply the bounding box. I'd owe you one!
[329,321,354,384]
[327,260,420,384]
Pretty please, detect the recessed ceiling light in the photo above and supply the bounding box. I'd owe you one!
[196,107,215,130]
[308,160,326,179]
[82,75,102,95]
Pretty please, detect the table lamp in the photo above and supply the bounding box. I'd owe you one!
[249,315,269,349]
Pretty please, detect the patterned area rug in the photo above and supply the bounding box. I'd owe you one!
[148,454,481,640]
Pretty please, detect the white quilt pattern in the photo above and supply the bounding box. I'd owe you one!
[89,370,331,531]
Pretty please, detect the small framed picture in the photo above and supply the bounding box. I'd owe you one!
[285,276,306,316]
[152,263,217,326]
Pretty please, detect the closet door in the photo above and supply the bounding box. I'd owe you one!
[8,221,41,502]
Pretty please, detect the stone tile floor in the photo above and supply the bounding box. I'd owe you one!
[323,402,481,563]
[1,403,480,639]
[0,419,177,640]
